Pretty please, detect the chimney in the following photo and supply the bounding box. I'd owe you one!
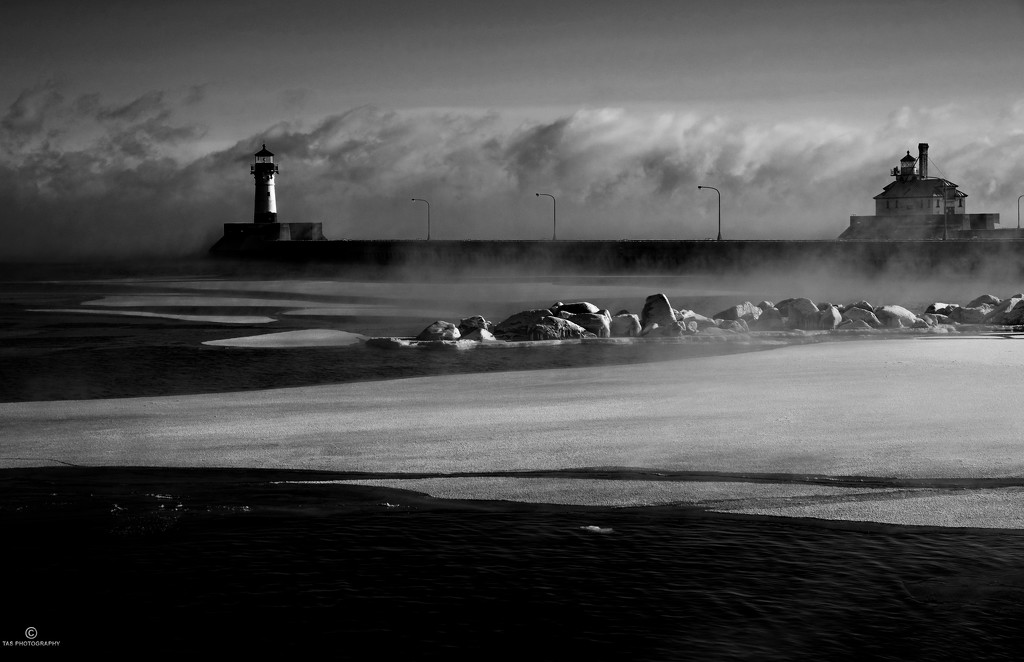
[918,143,929,179]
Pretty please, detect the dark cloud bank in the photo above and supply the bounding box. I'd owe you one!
[3,84,1023,261]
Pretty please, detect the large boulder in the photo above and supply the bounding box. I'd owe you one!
[676,309,718,329]
[983,297,1024,325]
[461,328,498,342]
[720,319,749,333]
[553,301,601,315]
[925,302,957,316]
[756,301,775,312]
[874,305,918,329]
[950,305,994,325]
[818,306,842,330]
[640,293,676,332]
[494,308,554,339]
[610,313,641,337]
[841,300,874,314]
[841,306,882,327]
[527,316,589,340]
[920,313,951,327]
[779,298,820,330]
[457,315,494,336]
[714,301,761,321]
[751,307,785,330]
[967,294,1001,308]
[417,320,461,341]
[838,319,872,330]
[571,312,612,338]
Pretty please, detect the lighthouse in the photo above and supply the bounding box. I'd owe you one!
[251,144,279,223]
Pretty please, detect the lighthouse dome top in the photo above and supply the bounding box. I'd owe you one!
[255,143,274,158]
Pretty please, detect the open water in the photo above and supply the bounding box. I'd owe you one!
[4,259,1024,658]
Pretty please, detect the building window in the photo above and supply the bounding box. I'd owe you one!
[958,199,962,207]
[886,200,890,209]
[936,199,940,208]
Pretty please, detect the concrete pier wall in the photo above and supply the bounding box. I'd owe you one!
[209,237,1024,277]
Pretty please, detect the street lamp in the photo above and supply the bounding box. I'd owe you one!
[697,185,722,241]
[411,198,430,240]
[536,193,556,240]
[1018,193,1023,230]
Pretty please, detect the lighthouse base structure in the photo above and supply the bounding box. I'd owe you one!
[210,222,325,253]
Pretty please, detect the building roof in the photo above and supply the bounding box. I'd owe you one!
[874,177,966,200]
[900,151,917,163]
[255,143,274,157]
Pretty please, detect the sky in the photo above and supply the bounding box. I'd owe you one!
[2,0,1023,259]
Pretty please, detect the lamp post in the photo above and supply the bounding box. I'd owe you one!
[1018,194,1023,230]
[536,193,556,240]
[411,198,430,240]
[697,185,722,241]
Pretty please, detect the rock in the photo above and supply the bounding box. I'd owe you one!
[967,294,1001,308]
[751,307,785,330]
[921,313,951,326]
[839,319,872,330]
[780,298,819,330]
[640,293,676,331]
[818,306,842,330]
[721,319,749,333]
[416,320,461,341]
[682,320,699,334]
[817,302,836,312]
[571,312,612,338]
[841,307,882,327]
[912,319,931,329]
[756,301,775,312]
[714,301,761,321]
[644,321,688,337]
[775,298,796,316]
[494,309,554,339]
[610,313,641,337]
[925,302,956,315]
[461,328,498,342]
[983,297,1024,325]
[874,305,918,329]
[527,316,589,340]
[841,300,874,313]
[457,315,493,336]
[1003,302,1024,326]
[949,305,993,325]
[553,301,601,315]
[676,309,718,328]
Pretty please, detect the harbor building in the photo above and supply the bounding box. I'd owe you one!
[840,143,1004,240]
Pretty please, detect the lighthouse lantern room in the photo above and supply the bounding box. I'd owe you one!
[251,144,279,223]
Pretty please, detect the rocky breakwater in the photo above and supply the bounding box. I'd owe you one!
[365,291,1024,349]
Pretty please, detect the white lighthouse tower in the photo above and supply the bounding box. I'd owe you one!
[209,142,325,252]
[251,144,279,223]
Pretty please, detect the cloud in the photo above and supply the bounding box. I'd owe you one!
[3,86,1024,260]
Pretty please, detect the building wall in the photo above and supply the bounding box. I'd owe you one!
[875,197,964,215]
[842,213,999,240]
